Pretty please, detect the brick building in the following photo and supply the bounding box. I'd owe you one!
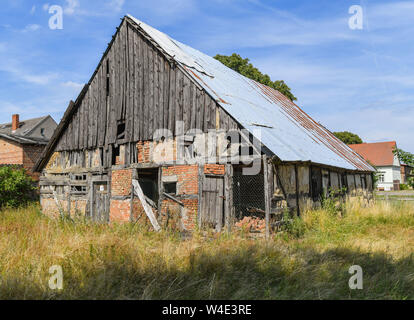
[0,114,57,178]
[34,16,374,234]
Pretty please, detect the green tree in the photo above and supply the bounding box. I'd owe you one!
[393,148,414,167]
[214,53,297,102]
[393,148,414,188]
[0,166,35,208]
[333,131,363,145]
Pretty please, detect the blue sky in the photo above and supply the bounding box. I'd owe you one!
[0,0,413,152]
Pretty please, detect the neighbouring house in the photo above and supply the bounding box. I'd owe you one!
[401,163,413,185]
[349,141,401,191]
[34,15,374,234]
[0,114,57,179]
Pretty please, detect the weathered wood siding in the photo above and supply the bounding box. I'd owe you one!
[55,20,239,157]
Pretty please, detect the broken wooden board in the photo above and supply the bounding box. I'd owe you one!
[132,179,161,232]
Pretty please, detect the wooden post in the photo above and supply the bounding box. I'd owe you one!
[88,173,93,220]
[224,164,233,233]
[197,164,204,228]
[132,179,161,232]
[263,157,271,239]
[130,169,137,222]
[295,164,300,217]
[157,166,163,224]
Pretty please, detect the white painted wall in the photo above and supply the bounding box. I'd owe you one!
[377,165,401,191]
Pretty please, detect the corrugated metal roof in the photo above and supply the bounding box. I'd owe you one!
[128,15,374,172]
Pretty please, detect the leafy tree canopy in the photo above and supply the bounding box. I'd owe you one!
[213,53,297,102]
[333,131,363,145]
[393,148,414,167]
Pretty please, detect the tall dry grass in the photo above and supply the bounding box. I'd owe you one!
[0,200,413,300]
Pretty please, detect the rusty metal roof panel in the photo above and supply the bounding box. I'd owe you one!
[129,15,374,172]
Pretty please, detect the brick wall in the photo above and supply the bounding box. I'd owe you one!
[204,164,225,175]
[137,139,177,164]
[0,138,23,166]
[109,199,131,222]
[23,144,44,180]
[161,165,199,231]
[111,169,133,196]
[162,165,198,195]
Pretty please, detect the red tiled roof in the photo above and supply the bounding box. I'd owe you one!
[348,141,397,167]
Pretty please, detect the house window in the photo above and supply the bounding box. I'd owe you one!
[164,182,177,195]
[71,185,87,193]
[117,122,125,140]
[378,173,385,183]
[40,128,45,136]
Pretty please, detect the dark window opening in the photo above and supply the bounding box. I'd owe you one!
[117,122,125,140]
[71,185,87,193]
[232,166,265,220]
[184,139,196,158]
[137,169,159,203]
[341,173,348,191]
[311,167,323,201]
[164,182,177,195]
[112,145,120,165]
[40,128,45,136]
[74,174,87,181]
[106,60,110,97]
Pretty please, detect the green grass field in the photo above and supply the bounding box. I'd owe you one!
[0,200,413,300]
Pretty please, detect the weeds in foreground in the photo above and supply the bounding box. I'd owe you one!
[0,201,413,299]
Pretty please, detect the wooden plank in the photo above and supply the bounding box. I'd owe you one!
[203,93,210,132]
[175,69,183,135]
[197,164,204,227]
[153,52,159,138]
[183,74,191,132]
[224,164,232,232]
[190,83,197,131]
[163,61,170,134]
[163,192,184,206]
[196,90,203,131]
[216,177,224,232]
[130,170,137,222]
[133,29,140,141]
[125,24,134,141]
[148,45,154,139]
[263,157,271,239]
[132,179,161,232]
[167,66,176,135]
[142,38,149,140]
[158,55,165,131]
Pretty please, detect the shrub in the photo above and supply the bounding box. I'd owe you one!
[0,166,35,208]
[400,184,409,190]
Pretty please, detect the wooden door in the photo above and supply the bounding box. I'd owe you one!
[92,182,109,222]
[201,175,224,230]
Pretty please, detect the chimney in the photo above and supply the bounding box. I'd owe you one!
[12,114,19,132]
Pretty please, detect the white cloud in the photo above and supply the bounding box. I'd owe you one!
[30,5,36,15]
[64,0,80,15]
[22,24,41,32]
[109,0,125,12]
[0,62,57,85]
[42,4,49,11]
[62,81,84,90]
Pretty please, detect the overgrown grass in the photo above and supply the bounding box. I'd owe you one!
[0,200,413,300]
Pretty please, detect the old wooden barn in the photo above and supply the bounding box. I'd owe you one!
[34,15,375,234]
